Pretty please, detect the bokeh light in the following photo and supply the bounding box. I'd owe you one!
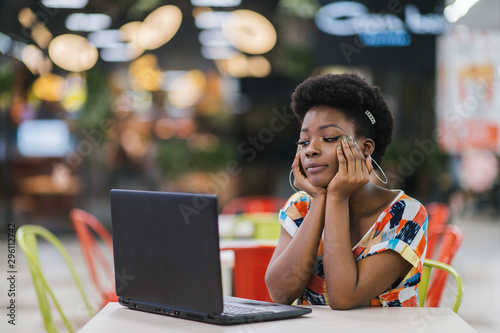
[137,5,182,50]
[32,73,65,102]
[164,70,207,108]
[48,34,98,72]
[222,10,277,55]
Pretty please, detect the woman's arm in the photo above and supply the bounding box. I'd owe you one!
[322,136,410,309]
[265,194,326,304]
[265,149,327,304]
[323,196,410,309]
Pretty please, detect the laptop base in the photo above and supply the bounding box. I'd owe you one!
[119,296,311,325]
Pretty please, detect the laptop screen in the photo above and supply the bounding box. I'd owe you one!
[110,190,224,315]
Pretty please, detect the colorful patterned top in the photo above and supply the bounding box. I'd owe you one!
[279,190,428,307]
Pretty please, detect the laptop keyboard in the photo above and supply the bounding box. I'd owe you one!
[222,303,273,316]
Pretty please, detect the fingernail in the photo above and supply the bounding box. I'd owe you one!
[337,144,341,150]
[342,136,347,143]
[348,134,353,142]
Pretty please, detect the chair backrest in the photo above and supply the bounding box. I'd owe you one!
[419,259,463,313]
[425,224,463,307]
[69,208,117,308]
[222,196,287,215]
[220,245,276,302]
[427,224,463,264]
[16,225,94,333]
[425,202,451,258]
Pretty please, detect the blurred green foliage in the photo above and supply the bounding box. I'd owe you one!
[0,61,14,95]
[79,68,112,137]
[156,138,237,178]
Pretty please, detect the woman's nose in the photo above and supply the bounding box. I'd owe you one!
[305,140,321,157]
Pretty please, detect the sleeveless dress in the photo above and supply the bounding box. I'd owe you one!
[279,190,428,306]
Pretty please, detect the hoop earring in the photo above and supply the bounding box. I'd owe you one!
[289,169,300,193]
[370,156,388,185]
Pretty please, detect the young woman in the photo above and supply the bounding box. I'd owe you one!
[265,73,427,309]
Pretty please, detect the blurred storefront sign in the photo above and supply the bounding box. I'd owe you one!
[315,1,445,46]
[436,30,500,153]
[315,0,444,70]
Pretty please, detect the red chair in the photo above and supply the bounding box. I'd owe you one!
[425,224,463,307]
[222,196,287,215]
[220,245,276,302]
[70,208,118,308]
[425,202,451,258]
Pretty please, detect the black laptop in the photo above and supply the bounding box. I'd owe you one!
[109,189,311,325]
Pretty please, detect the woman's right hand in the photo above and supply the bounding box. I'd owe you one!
[292,148,326,198]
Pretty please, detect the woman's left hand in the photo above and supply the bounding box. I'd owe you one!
[327,135,372,199]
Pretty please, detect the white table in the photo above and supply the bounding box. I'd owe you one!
[78,302,477,333]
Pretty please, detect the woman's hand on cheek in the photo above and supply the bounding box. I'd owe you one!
[292,149,326,198]
[327,136,372,199]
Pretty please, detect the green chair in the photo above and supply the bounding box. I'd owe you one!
[16,225,95,333]
[234,213,282,240]
[419,259,464,313]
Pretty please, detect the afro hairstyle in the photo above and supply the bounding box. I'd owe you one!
[290,73,394,163]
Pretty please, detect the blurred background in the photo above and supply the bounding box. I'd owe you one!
[0,0,500,332]
[3,0,499,230]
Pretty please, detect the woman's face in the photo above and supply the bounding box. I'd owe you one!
[298,106,359,187]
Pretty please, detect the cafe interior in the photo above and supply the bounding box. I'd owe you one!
[0,0,499,332]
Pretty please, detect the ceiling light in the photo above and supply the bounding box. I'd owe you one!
[87,30,123,48]
[100,43,138,62]
[444,0,480,23]
[222,10,277,54]
[31,23,53,49]
[42,0,89,9]
[120,21,142,42]
[66,13,112,31]
[48,34,98,72]
[119,21,146,59]
[199,29,230,46]
[0,33,12,54]
[221,53,271,78]
[195,11,231,29]
[21,44,44,74]
[224,53,248,78]
[18,8,37,28]
[247,56,271,77]
[138,5,182,50]
[201,45,238,59]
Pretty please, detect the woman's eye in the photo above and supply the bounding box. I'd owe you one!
[297,140,309,147]
[323,136,341,142]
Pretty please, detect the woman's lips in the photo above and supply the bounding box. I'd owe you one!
[305,163,327,174]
